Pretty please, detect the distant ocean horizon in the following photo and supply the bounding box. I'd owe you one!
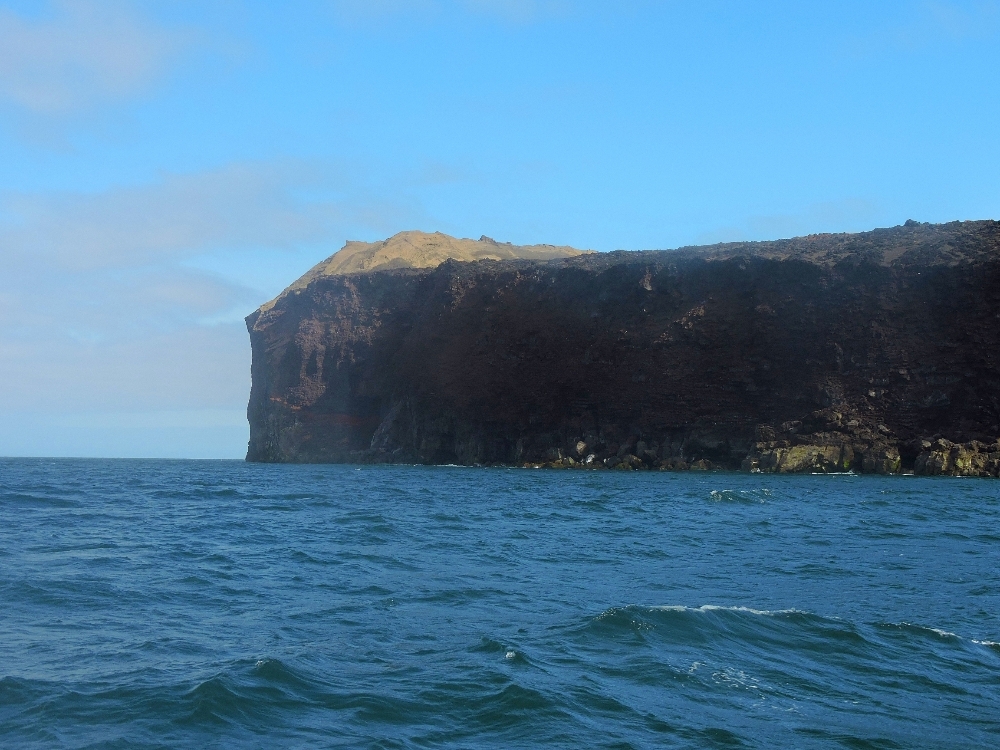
[2,459,998,748]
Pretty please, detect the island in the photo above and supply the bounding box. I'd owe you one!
[246,222,1000,476]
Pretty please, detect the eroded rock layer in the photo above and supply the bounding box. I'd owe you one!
[246,221,1000,475]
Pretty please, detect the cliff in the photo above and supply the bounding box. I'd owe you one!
[259,230,588,311]
[246,222,1000,476]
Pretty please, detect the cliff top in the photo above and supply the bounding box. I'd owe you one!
[259,230,590,311]
[673,219,1000,268]
[258,220,1000,313]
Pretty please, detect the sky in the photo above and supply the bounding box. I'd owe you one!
[0,0,998,458]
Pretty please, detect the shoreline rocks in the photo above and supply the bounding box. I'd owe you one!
[520,433,1000,476]
[914,439,1000,477]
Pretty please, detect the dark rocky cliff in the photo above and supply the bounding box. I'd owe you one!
[246,221,1000,475]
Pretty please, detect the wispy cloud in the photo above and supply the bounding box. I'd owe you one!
[0,0,189,114]
[1,161,352,271]
[0,160,422,423]
[0,324,251,412]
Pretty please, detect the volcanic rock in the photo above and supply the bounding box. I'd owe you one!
[246,221,1000,474]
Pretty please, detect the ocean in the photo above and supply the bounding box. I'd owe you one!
[1,459,998,748]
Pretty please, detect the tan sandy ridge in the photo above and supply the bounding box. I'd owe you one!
[260,230,590,312]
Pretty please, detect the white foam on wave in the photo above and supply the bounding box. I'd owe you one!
[708,489,772,503]
[896,622,960,639]
[627,606,991,652]
[712,667,763,692]
[651,604,808,617]
[881,621,1000,648]
[928,627,959,639]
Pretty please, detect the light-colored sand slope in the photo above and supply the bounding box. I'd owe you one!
[316,230,585,275]
[262,230,589,310]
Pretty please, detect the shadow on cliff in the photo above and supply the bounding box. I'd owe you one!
[246,220,1000,476]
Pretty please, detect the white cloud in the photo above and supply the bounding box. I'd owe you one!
[0,161,354,271]
[0,0,188,113]
[0,324,251,412]
[0,407,251,458]
[0,159,422,438]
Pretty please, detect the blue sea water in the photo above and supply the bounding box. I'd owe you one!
[1,460,999,749]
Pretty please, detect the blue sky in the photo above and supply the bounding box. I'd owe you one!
[1,0,998,458]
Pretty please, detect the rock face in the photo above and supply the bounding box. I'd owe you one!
[913,438,1000,477]
[246,221,1000,475]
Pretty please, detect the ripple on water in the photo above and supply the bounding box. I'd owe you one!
[708,488,773,504]
[1,462,999,748]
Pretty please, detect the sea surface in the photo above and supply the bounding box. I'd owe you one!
[1,459,999,749]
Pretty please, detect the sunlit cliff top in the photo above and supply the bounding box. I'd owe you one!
[260,230,590,311]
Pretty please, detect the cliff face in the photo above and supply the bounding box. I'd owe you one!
[246,221,1000,476]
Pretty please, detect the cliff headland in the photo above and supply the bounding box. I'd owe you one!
[246,223,1000,476]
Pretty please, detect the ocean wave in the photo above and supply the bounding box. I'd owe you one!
[650,604,805,617]
[1,492,81,508]
[708,488,773,503]
[579,604,1000,659]
[577,604,852,658]
[578,606,1000,674]
[0,663,321,742]
[876,621,962,641]
[4,462,1000,748]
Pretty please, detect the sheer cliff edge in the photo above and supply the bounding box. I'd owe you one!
[246,223,1000,476]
